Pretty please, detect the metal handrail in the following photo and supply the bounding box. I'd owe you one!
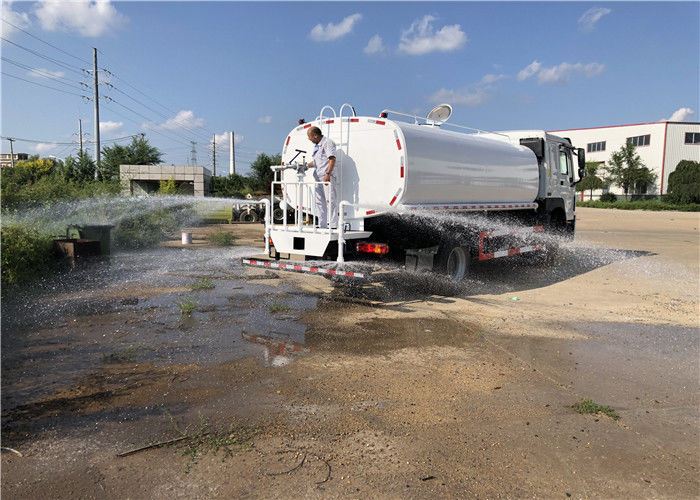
[316,105,336,122]
[379,108,509,138]
[271,180,332,235]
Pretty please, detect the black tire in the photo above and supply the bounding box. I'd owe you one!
[435,243,470,281]
[273,208,284,223]
[239,210,259,223]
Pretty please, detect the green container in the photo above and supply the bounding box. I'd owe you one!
[66,224,113,255]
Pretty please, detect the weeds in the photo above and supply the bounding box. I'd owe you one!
[208,229,236,247]
[176,299,197,316]
[269,303,291,313]
[164,411,260,473]
[190,277,215,291]
[572,397,620,420]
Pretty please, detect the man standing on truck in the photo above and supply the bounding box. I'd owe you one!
[307,126,338,228]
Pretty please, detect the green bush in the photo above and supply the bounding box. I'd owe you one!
[207,229,236,246]
[599,192,617,202]
[1,224,56,285]
[667,160,700,204]
[112,205,195,249]
[577,199,699,211]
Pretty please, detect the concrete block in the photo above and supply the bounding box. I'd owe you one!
[174,174,185,180]
[194,174,204,182]
[162,165,175,174]
[175,166,185,174]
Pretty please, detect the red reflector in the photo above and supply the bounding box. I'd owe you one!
[396,139,402,150]
[389,196,397,205]
[356,242,389,255]
[326,119,334,124]
[400,166,404,178]
[350,118,359,122]
[375,120,385,125]
[303,124,311,129]
[366,209,375,215]
[285,136,290,145]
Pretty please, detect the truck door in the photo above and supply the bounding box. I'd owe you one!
[556,146,575,220]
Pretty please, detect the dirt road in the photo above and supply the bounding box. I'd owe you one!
[2,208,698,498]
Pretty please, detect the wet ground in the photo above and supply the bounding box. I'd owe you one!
[2,210,699,498]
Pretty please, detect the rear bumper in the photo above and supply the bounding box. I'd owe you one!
[242,258,368,279]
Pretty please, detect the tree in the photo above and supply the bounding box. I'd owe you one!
[576,162,607,200]
[211,173,249,198]
[61,151,96,182]
[606,142,657,197]
[249,153,281,193]
[666,160,700,204]
[101,135,163,180]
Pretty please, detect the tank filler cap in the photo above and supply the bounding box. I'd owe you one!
[426,103,452,126]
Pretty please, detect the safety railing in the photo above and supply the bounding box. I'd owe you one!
[270,179,333,235]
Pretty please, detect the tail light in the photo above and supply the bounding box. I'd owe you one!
[356,242,389,255]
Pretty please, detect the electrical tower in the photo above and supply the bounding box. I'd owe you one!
[189,141,197,166]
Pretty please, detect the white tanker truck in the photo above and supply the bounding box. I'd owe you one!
[243,104,585,281]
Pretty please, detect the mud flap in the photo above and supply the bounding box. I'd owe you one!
[404,246,439,272]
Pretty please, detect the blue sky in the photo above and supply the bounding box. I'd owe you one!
[2,1,698,174]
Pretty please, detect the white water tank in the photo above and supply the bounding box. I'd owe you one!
[281,117,539,220]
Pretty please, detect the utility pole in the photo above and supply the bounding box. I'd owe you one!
[78,119,83,155]
[212,134,216,176]
[92,47,100,178]
[189,141,197,166]
[234,130,236,175]
[8,137,15,167]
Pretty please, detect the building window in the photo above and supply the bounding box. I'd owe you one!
[685,132,700,144]
[586,141,606,152]
[627,134,650,147]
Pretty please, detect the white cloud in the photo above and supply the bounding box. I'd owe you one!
[429,72,505,107]
[257,115,272,124]
[1,1,31,38]
[213,132,243,145]
[398,15,467,55]
[517,60,542,81]
[99,120,123,134]
[158,110,205,131]
[537,62,604,85]
[35,142,57,153]
[517,60,604,85]
[663,107,695,122]
[34,0,127,37]
[429,87,490,107]
[364,34,385,55]
[27,68,65,80]
[309,13,361,42]
[578,7,611,33]
[480,73,507,84]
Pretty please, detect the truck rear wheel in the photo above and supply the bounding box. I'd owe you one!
[436,244,470,281]
[239,210,259,222]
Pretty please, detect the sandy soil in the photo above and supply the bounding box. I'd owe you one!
[2,207,698,498]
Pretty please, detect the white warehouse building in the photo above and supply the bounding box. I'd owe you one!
[548,121,700,198]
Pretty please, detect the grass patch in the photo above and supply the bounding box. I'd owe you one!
[572,397,620,420]
[190,277,215,291]
[269,303,291,313]
[166,412,260,473]
[577,200,700,211]
[176,299,197,316]
[207,229,236,247]
[103,345,149,363]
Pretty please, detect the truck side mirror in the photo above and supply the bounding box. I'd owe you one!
[577,148,586,173]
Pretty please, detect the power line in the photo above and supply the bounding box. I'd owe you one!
[1,71,89,98]
[1,37,87,76]
[1,56,87,91]
[1,134,138,145]
[0,18,91,65]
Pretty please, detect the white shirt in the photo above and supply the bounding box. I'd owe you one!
[312,136,336,176]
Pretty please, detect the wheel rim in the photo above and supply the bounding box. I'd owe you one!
[446,247,468,281]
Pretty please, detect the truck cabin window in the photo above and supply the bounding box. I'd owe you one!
[559,149,570,175]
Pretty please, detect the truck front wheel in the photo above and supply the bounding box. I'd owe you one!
[435,244,470,281]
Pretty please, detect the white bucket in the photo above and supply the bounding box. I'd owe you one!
[181,232,192,245]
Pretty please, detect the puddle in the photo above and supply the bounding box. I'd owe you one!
[304,302,480,355]
[1,246,317,414]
